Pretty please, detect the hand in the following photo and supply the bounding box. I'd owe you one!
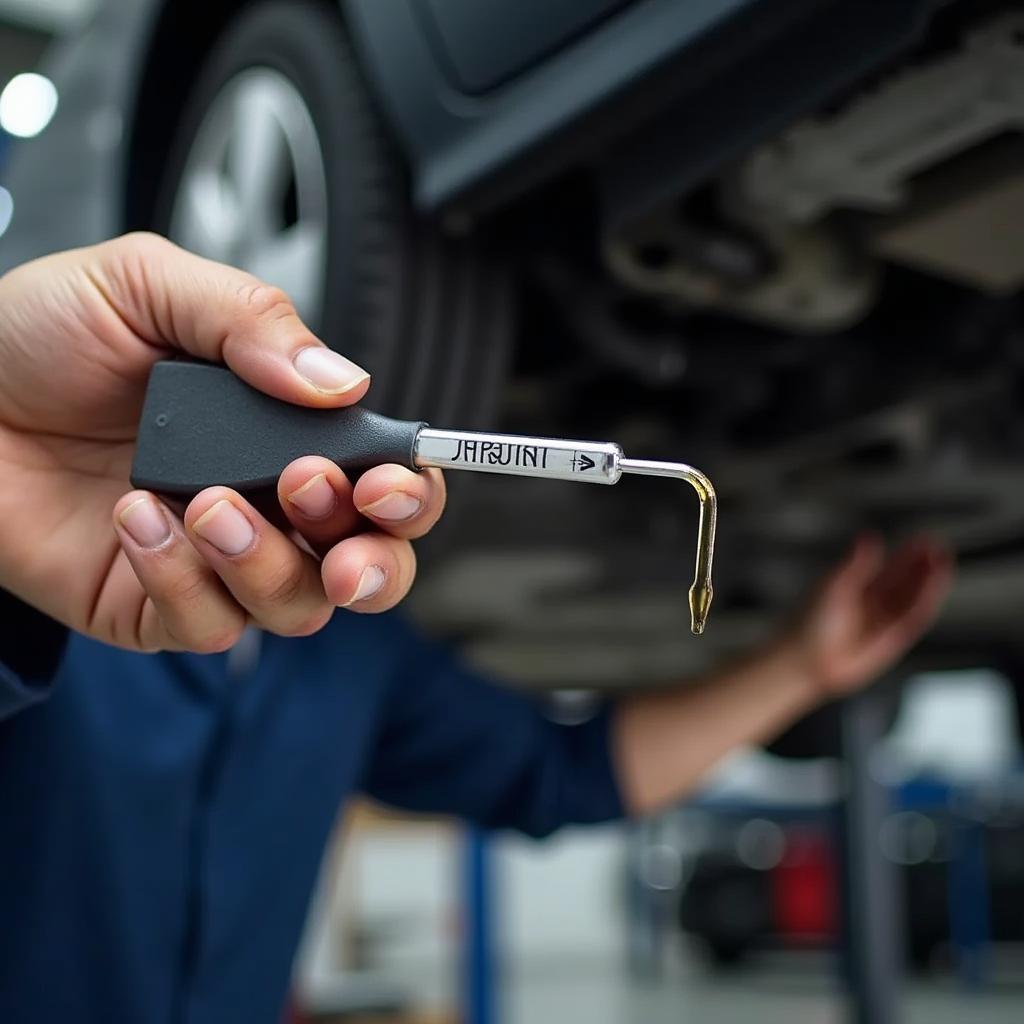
[0,233,445,653]
[783,535,954,697]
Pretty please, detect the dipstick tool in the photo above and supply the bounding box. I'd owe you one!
[132,362,717,634]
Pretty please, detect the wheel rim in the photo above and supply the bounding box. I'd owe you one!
[170,68,328,326]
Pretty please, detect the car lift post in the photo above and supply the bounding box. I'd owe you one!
[838,681,905,1024]
[464,826,498,1024]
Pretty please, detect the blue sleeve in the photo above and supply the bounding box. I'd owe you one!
[362,633,625,837]
[0,590,64,721]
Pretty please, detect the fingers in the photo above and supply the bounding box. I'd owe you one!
[276,458,439,613]
[277,457,362,550]
[186,477,421,614]
[847,538,953,672]
[278,457,446,544]
[353,466,447,541]
[113,492,247,653]
[859,571,952,673]
[827,532,885,597]
[182,488,333,638]
[869,539,954,631]
[90,232,370,408]
[112,455,444,652]
[321,533,418,613]
[114,473,423,652]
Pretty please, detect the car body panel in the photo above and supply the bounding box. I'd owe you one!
[346,0,766,212]
[417,0,636,95]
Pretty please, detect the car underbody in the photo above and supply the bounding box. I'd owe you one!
[409,6,1024,696]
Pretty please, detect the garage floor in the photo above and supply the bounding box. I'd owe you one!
[505,953,1024,1024]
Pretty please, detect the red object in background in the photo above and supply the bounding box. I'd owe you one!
[770,829,838,942]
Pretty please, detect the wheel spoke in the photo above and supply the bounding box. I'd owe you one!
[244,223,327,324]
[170,69,329,326]
[172,171,240,261]
[230,82,290,235]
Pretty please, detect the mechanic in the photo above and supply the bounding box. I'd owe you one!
[0,234,953,1023]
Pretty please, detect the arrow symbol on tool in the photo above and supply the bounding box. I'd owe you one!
[573,453,596,472]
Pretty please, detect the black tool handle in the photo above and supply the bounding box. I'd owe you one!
[131,361,424,499]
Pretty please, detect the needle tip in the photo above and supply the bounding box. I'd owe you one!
[688,583,713,637]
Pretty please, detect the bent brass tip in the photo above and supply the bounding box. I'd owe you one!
[620,457,717,636]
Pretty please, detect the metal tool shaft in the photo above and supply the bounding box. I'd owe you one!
[414,428,623,483]
[414,428,717,635]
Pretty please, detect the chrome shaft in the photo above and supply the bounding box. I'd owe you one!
[414,428,623,483]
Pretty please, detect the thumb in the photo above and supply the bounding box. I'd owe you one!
[88,233,370,408]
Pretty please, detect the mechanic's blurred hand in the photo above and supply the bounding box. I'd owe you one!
[0,233,445,653]
[786,535,953,697]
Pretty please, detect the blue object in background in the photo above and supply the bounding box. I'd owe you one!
[0,608,623,1024]
[464,827,498,1024]
[948,802,992,988]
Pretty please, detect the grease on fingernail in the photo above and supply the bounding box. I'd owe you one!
[119,498,171,549]
[192,500,255,556]
[287,473,337,519]
[359,491,423,522]
[343,565,386,606]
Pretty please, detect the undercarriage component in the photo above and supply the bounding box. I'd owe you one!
[733,13,1024,225]
[872,135,1024,293]
[606,219,877,334]
[604,11,1024,332]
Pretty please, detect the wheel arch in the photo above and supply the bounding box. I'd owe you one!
[122,0,346,231]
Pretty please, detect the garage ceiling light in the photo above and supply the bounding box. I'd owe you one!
[0,73,59,139]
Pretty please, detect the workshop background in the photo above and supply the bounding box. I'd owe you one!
[2,1,1024,1023]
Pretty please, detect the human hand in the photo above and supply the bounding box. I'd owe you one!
[783,535,954,698]
[0,233,445,653]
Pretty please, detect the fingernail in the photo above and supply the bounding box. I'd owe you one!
[192,500,255,556]
[287,473,337,519]
[343,565,386,606]
[119,498,171,549]
[359,491,423,522]
[294,347,370,395]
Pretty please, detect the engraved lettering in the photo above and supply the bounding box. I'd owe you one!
[445,437,558,472]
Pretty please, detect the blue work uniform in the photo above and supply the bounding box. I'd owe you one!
[0,593,623,1023]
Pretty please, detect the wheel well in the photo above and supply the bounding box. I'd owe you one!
[122,0,343,231]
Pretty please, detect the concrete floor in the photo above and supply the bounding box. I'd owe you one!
[505,953,1024,1024]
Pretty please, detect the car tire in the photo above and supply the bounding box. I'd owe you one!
[151,0,511,431]
[703,940,749,970]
